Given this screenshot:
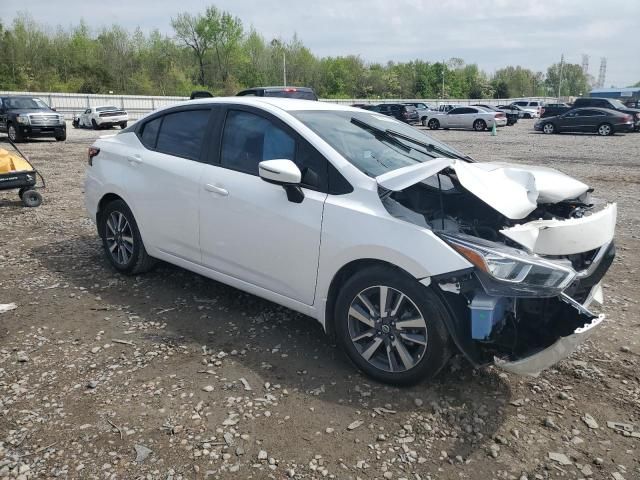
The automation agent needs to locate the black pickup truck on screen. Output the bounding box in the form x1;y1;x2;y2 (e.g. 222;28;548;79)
0;95;67;142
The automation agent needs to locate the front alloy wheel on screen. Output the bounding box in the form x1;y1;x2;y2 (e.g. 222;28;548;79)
348;286;428;373
8;124;19;142
542;123;555;134
335;265;451;385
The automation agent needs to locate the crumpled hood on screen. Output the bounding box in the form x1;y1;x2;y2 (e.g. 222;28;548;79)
376;159;589;220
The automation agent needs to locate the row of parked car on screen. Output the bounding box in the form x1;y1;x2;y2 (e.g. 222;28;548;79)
353;100;543;132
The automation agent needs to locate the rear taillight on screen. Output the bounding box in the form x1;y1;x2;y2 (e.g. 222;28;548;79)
495;112;505;118
636;113;640;120
88;146;100;166
402;111;409;117
624;114;632;122
540;108;545;116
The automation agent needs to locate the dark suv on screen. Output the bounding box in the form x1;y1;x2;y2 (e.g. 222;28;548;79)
377;104;419;124
572;98;640;131
236;86;318;101
0;96;66;142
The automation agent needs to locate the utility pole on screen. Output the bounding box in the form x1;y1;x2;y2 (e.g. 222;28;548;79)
283;52;287;87
557;54;564;99
441;59;445;99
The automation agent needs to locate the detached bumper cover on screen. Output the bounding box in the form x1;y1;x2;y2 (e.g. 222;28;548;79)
494;293;604;377
501;203;617;255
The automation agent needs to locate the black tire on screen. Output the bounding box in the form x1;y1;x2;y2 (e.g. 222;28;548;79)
55;131;66;142
18;187;27;199
427;119;440;130
334;265;452;386
473;119;487;131
120;121;128;129
7;123;23;143
92;119;99;130
99;199;156;275
597;123;613;136
421;117;428;127
523;113;532;119
542;122;555;134
21;189;42;207
72;119;79;128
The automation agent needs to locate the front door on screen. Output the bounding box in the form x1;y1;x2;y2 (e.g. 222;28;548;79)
199;107;327;305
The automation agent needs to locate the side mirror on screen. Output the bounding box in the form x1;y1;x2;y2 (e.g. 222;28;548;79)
258;159;304;203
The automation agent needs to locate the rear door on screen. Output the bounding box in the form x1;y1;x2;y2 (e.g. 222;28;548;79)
579;109;606;132
126;106;214;262
199;106;328;305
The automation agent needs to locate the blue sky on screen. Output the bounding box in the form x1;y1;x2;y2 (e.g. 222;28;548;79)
2;0;638;87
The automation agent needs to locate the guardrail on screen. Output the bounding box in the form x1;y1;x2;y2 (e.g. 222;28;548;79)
0;91;557;120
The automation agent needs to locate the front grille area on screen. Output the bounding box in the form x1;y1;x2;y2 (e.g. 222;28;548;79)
29;114;60;126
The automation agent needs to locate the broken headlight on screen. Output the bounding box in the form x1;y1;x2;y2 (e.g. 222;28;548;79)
440;233;576;297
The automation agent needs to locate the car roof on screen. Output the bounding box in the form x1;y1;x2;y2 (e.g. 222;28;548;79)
241;86;315;91
172;96;363;113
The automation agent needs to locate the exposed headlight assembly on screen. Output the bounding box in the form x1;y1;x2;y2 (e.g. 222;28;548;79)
16;115;30;125
440;232;576;297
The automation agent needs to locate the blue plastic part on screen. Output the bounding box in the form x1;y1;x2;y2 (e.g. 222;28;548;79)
469;293;509;340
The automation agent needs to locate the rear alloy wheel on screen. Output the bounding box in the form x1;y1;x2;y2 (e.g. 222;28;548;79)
524;113;532;119
473;119;487;131
542;122;555;134
427;118;440;130
597;123;613;136
99;199;156;274
335;265;451;385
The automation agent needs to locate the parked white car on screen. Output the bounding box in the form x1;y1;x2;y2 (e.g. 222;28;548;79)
85;98;616;385
509;101;543;118
73;106;128;130
425;106;508;131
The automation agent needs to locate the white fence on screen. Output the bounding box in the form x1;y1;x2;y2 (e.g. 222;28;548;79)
0;91;558;120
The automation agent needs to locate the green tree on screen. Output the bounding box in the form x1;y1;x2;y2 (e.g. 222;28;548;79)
171;12;214;86
546;63;590;97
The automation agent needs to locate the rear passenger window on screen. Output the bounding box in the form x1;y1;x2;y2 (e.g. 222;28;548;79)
140;117;162;149
155;109;210;160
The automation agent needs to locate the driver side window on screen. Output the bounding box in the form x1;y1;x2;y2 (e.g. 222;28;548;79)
220;109;328;191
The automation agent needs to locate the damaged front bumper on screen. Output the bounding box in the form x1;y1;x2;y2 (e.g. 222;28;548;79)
493;293;604;377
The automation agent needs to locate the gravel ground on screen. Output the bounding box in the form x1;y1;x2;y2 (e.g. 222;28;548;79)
0;120;639;480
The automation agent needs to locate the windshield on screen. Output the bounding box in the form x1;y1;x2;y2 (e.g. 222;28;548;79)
291;110;468;177
5;97;49;110
96;106;119;112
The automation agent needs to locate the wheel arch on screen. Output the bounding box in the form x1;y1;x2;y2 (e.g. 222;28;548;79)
323;258;424;342
95;193;144;240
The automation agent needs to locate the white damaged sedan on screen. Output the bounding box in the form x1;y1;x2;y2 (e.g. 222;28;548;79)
84;98;616;385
